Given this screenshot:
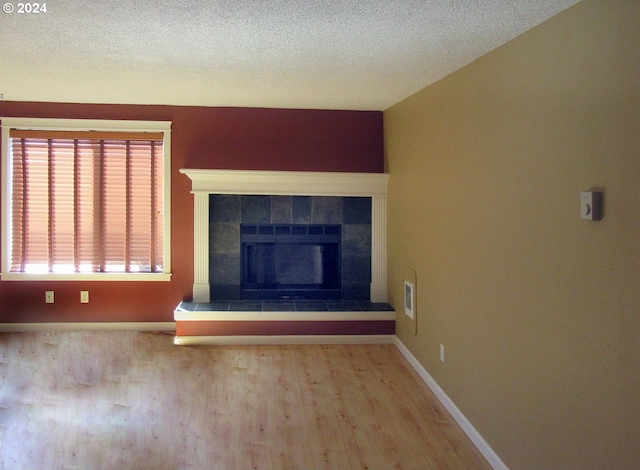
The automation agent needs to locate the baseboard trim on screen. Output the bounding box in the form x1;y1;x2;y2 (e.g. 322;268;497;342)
174;334;395;346
0;322;176;333
393;337;508;470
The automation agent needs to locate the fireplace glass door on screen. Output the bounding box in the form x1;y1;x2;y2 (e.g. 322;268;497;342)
241;224;341;300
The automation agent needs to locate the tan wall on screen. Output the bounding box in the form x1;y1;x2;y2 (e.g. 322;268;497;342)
384;1;640;469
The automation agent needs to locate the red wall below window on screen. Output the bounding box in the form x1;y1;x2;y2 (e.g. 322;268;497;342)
0;101;383;323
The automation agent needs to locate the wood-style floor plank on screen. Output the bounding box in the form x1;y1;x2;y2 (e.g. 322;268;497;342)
0;331;491;469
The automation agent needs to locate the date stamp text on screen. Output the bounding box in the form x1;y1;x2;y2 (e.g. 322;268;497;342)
3;3;47;14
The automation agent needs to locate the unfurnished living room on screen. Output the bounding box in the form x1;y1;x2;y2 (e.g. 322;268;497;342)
1;1;638;469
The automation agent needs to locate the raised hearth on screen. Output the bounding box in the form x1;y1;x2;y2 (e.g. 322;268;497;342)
174;300;395;345
176;170;392;344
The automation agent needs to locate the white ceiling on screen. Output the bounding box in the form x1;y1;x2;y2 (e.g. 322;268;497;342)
0;0;580;111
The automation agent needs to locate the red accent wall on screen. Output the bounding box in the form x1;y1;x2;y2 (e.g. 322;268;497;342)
176;321;395;336
0;101;383;323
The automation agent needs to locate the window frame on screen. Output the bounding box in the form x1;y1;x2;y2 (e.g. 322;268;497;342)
1;117;172;281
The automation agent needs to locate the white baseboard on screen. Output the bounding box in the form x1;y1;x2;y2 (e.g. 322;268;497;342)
393;337;508;470
174;334;395;346
0;322;176;333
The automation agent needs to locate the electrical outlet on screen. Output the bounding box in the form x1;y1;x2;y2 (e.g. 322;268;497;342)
80;291;89;303
45;291;55;304
440;344;445;363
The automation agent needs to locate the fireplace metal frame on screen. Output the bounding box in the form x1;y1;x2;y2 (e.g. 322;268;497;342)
241;224;342;300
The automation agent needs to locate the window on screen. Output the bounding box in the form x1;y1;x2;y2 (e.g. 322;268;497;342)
1;118;171;280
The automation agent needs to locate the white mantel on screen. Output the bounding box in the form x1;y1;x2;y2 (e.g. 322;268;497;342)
179;169;389;303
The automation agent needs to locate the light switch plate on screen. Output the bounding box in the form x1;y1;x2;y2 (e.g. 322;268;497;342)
581;190;603;221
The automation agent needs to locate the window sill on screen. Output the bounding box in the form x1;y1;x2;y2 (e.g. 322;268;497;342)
0;273;172;282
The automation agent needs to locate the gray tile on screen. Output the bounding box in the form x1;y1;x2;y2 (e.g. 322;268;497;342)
342;224;371;256
342;284;371;301
241;195;271;223
262;301;295;311
325;300;362;311
292;196;311;223
210;195;241;223
271;196;292;223
210;223;240;254
342;255;371;282
311;197;343;224
294;301;329;311
229;301;263;311
357;301;394;311
196;302;230;311
210;254;240;284
343;197;371;224
178;301;198;311
210;284;241;301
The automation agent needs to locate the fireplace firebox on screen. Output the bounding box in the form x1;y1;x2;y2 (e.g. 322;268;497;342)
241;224;341;300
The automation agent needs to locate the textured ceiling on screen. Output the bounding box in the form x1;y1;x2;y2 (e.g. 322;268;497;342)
0;0;580;110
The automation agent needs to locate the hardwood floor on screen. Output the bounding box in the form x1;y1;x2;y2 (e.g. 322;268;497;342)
0;331;491;469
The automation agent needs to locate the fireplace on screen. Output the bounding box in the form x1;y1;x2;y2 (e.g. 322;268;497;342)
179;169;389;304
241;224;341;300
210;195;371;301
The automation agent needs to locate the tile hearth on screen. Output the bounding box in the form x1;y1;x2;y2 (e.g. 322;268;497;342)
177;300;394;312
177;170;393;343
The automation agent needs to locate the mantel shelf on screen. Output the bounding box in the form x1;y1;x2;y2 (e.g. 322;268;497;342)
179;168;389;197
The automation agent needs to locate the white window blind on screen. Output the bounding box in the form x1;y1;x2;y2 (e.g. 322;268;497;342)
8;129;165;275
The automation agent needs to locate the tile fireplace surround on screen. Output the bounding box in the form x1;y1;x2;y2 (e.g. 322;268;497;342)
212;196;370;301
176;169;393;344
179;169;390;304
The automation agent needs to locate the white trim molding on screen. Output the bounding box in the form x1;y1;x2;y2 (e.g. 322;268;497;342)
393;337;509;470
192;192;210;298
174;334;395;346
180;169;389;197
179;169;390;303
370;195;388;302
